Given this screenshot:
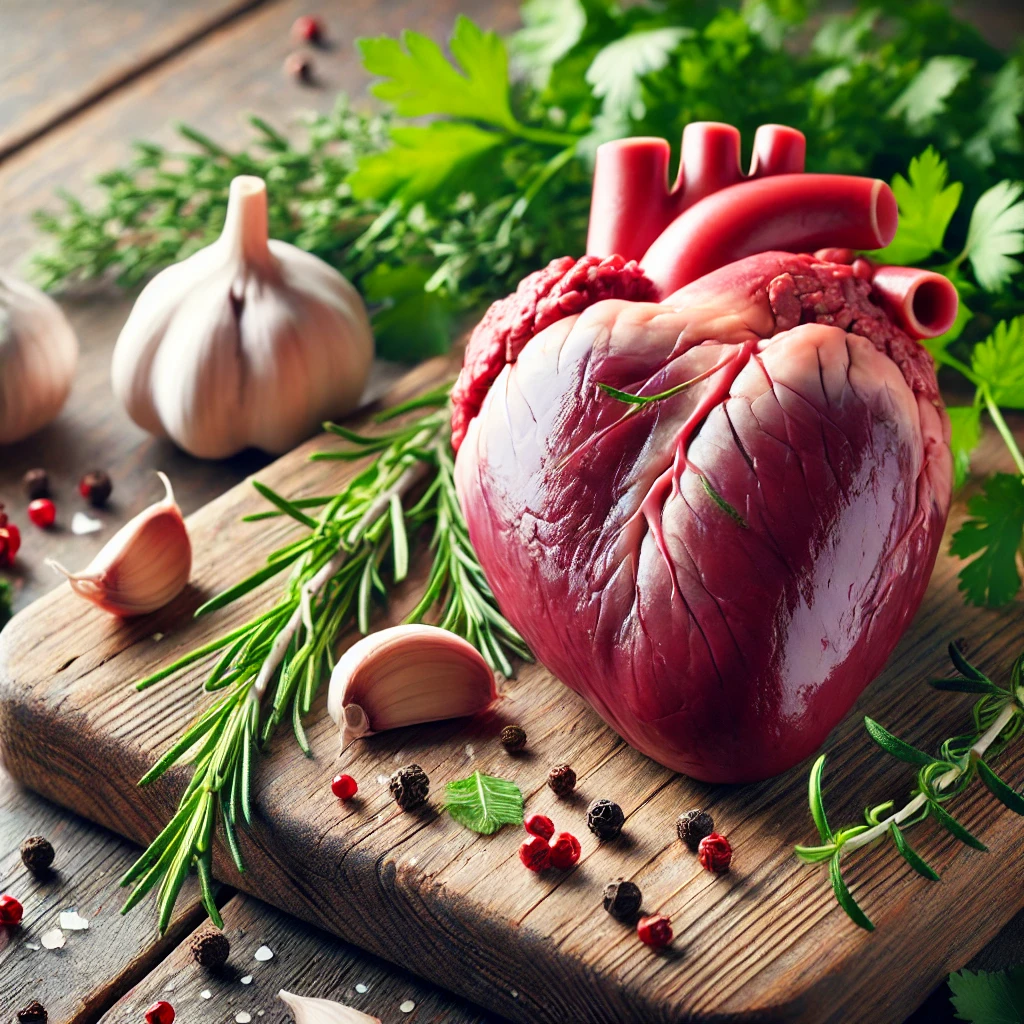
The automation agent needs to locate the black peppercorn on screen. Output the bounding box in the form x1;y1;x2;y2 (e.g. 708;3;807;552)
500;724;527;752
191;928;230;968
603;878;642;922
22;469;50;501
547;763;576;797
16;1002;47;1024
587;798;625;840
390;764;430;810
676;808;715;851
78;470;112;507
20;835;55;875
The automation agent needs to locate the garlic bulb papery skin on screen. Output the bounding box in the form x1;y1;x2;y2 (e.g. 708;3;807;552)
48;472;191;617
0;272;78;445
327;624;499;748
278;990;381;1024
111;175;374;459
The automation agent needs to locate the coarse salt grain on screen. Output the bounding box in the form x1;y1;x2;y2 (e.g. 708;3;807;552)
236;1013;252;1023
254;945;273;961
376;774;389;785
399;1000;415;1013
24;942;40;951
60;909;90;931
355;984;368;994
41;928;65;949
71;512;102;535
464;744;475;758
164;981;175;992
152;632;165;642
200;991;212;1000
241;976;252;985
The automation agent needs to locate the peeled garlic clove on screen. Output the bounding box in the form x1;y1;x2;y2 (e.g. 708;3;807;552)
0;272;78;445
278;990;381;1024
48;472;191;617
327;624;498;748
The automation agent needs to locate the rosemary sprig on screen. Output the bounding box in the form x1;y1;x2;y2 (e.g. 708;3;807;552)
123;386;528;930
796;641;1024;931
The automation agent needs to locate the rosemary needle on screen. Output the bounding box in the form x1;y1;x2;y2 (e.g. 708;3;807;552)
122;385;529;930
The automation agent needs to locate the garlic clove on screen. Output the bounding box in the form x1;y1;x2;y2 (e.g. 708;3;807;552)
0;272;78;445
278;990;381;1024
327;624;498;748
48;472;191;617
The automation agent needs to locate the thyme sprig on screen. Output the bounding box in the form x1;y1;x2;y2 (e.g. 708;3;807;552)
796;642;1024;931
122;386;528;931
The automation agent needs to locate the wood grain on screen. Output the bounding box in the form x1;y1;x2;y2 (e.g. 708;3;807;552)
3;350;1024;1024
101;894;496;1024
0;0;518;614
0;767;214;1023
0;0;273;160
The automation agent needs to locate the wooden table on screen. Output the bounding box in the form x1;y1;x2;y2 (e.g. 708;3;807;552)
0;2;1020;1022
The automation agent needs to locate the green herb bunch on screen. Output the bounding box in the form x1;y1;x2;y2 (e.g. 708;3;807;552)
796;642;1024;932
122;388;528;930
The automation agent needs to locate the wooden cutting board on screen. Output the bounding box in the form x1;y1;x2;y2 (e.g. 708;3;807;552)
2;352;1023;1024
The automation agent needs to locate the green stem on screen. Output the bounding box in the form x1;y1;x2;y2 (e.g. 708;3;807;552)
982;385;1024;478
507;123;581;148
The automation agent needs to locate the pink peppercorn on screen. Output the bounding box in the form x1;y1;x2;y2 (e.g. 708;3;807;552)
549;831;581;869
291;15;324;43
524;813;555;840
637;914;673;948
144;1001;174;1024
27;499;56;529
0;893;23;926
331;774;358;800
698;832;732;873
519;834;551;872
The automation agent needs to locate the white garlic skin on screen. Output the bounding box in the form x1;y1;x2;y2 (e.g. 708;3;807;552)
48;472;191;617
112;175;374;459
278;990;381;1024
0;272;78;445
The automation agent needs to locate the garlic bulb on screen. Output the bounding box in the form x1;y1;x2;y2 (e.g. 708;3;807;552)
278;990;381;1024
111;175;374;459
0;272;78;444
328;624;499;748
48;472;191;616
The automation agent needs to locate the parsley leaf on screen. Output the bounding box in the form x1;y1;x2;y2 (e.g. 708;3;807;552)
445;771;524;834
971;317;1024;409
950;473;1024;608
873;148;962;265
961;180;1024;293
510;0;587;85
888;56;974;134
947;405;982;489
348;122;502;202
359;15;516;131
966;60;1024;168
362;264;453;360
948;967;1024;1024
587;28;692;121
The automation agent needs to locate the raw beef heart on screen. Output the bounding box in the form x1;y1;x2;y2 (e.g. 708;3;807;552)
454;251;952;782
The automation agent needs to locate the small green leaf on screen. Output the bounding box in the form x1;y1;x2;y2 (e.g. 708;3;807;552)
971;317;1024;409
699;475;748;529
864;717;935;767
948;966;1024;1024
948;641;995;685
931;676;1004;695
929;799;988;851
808;754;833;843
946;405;982;489
888;56;974;134
890;824;940;881
390;493;409;582
794;843;838;863
829;854;874;931
976;757;1024;815
961;181;1024;293
510;0;587;85
950;472;1024;608
445;771;524;834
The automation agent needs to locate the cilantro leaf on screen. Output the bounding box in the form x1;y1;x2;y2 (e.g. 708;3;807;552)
362;264;453;361
962;180;1024;293
947;405;982;489
359;15;516;131
888;56;974;134
950;473;1024;608
873;148;962;265
587;28;692;121
348;122;502;203
948;967;1024;1024
966;60;1024;168
445;771;524;834
510;0;587;84
971;317;1024;409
